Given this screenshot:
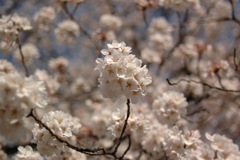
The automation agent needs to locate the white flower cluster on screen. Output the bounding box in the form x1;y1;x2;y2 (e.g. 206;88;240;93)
96;40;152;103
0;59;15;73
141;123;168;157
14;146;43;160
141;18;173;63
35;70;60;95
48;56;69;73
205;60;231;78
148;18;173;52
209;0;231;19
206;133;240;159
14;43;40;65
32;110;81;158
34;6;56;31
0;71;47;143
100;14;122;30
164;127;202;159
159;0;200;11
48;149;87;160
108;109;148;139
54;20;80;44
0;14;31;44
90;108;112;137
0;72;47;122
149;18;173;35
184;133;240;160
152;91;188;125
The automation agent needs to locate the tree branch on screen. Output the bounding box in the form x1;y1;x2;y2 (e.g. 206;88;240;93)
27;99;132;159
16;36;29;77
166;78;240;93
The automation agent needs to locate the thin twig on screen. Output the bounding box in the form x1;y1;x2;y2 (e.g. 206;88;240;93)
214;0;240;26
119;135;131;160
214;72;225;89
27;109;107;156
72;3;80;15
61;3;101;51
16;36;29;77
142;10;148;27
157;9;189;75
166;78;240;93
112;99;131;155
229;0;240;24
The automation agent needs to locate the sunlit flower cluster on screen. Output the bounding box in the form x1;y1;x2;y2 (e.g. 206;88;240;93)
32;110;82;158
206;133;240;159
0;72;47;121
0;71;47;143
96;40;152;103
0;14;31;44
152;91;188;125
108;109;148;138
1;1;240;160
14;146;43;160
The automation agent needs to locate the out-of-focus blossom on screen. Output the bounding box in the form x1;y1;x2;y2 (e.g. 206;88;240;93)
14;43;40;65
141;47;162;64
100;14;122;30
152;91;188;125
34;6;56;31
54;20;79;44
159;0;200;11
0;14;31;44
48;57;69;73
0;59;15;73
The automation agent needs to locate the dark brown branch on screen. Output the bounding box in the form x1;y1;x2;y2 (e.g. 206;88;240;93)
112;99;131;155
214;72;225;89
27;109;106;156
215;0;240;26
119;135;131;160
229;0;239;24
215;17;240;26
16;36;29;77
186;0;218;36
166;78;240;93
166;10;188;59
71;3;80;15
27;99;132;159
